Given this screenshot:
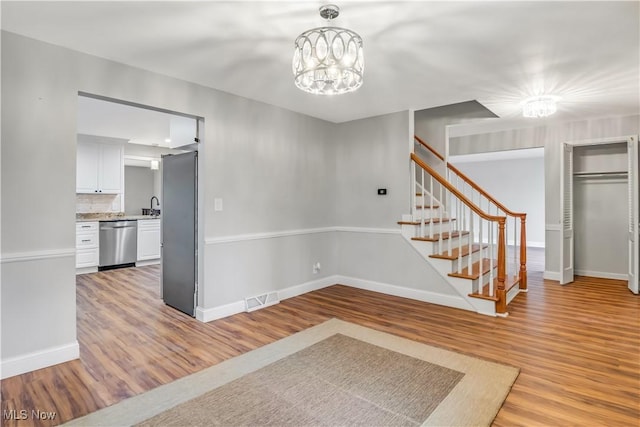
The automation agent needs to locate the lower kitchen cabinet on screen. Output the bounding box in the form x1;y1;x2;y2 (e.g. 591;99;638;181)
137;219;161;262
76;221;99;272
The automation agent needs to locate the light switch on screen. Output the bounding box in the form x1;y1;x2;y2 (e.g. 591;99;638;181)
214;198;223;212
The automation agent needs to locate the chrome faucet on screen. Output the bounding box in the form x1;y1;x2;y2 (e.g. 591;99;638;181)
150;196;160;216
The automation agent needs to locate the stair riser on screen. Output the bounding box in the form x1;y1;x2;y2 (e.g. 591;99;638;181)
411;209;443;220
471;268;499;294
449;251;482;271
402;222;453;237
433;234;471;251
415;195;442;206
408;235;471;257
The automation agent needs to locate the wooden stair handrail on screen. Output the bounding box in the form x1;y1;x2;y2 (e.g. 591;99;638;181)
414;135;526;218
415;135;445;162
411;153;505;224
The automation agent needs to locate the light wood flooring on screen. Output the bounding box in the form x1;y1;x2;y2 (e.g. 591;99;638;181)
1;262;638;426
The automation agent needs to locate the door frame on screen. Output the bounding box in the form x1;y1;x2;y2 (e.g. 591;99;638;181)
560;135;638;291
76;92;206;312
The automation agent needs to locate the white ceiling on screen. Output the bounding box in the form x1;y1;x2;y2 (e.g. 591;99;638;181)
3;1;639;124
77;95;197;148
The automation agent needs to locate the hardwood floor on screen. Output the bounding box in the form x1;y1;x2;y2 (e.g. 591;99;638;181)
1;265;638;426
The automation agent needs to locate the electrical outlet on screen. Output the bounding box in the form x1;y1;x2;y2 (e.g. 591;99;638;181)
377;188;387;195
312;262;321;274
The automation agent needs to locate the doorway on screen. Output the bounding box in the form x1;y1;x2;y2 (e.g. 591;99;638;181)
559;135;638;294
75;93;204;315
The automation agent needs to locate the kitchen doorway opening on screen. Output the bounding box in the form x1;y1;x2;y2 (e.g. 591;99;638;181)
74;92;205;318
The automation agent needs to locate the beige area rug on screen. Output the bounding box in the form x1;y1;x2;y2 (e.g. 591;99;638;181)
64;319;519;427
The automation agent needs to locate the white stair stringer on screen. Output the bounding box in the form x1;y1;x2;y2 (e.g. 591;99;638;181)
399;220;498;317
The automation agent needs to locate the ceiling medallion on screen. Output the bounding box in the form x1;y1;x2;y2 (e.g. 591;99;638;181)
522;95;559;118
292;4;364;95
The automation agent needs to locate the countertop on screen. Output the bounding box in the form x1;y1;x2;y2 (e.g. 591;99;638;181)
76;214;161;222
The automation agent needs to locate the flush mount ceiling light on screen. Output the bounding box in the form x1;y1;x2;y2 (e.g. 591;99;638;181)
292;4;364;95
522;95;560;118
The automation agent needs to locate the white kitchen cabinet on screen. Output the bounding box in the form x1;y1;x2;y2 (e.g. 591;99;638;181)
76;221;99;272
137;219;161;262
76;140;123;194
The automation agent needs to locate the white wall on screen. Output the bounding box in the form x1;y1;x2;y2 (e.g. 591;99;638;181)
450;150;545;247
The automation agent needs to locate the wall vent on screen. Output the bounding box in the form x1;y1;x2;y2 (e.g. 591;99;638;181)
245;292;280;312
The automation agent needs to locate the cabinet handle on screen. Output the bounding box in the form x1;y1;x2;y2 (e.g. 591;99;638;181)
81;239;91;242
81;225;91;228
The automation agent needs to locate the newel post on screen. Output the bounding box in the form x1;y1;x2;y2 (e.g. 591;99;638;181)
519;214;527;290
496;218;507;314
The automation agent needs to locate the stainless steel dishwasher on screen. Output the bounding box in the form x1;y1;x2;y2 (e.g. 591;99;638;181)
99;220;137;270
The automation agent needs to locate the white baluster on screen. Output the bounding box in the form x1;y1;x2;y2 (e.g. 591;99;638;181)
420;169;425;238
468;206;473;274
411;161;416;222
439;182;444;252
429;176;434;238
489;222;494;296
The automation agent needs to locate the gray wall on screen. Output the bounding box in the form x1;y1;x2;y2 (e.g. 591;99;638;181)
332;111;455;296
334;112;412;228
574;178;627;278
3;32;456;373
450;152;546;247
124;166;156;215
0;31;337;365
450;126;547;155
414;101;497;159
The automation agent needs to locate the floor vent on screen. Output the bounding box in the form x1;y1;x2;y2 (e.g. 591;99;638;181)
245;292;280;312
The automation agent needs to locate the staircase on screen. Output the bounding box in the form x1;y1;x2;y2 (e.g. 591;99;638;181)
400;136;528;316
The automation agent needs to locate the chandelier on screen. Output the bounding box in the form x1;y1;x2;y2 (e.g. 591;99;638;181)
522;95;559;118
292;4;364;95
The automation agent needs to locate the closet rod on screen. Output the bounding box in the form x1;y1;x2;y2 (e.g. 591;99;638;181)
573;171;628;178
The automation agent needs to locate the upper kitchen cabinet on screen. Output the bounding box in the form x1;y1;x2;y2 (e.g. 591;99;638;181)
76;138;124;194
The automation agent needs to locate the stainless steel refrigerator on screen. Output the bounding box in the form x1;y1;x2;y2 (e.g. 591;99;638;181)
161;151;197;316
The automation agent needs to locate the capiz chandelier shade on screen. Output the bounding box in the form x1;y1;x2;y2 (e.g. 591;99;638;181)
292;4;364;95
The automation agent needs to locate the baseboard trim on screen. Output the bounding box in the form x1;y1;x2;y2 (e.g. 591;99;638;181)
1;341;79;379
195;301;246;323
1;248;76;264
136;259;161;267
335;275;471;312
195;275;339;323
527;241;545;248
544;271;560;281
194;274;468;322
575;270;627;281
277;275;340;301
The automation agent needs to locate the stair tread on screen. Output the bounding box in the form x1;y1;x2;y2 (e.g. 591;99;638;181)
468;276;520;301
411;231;469;242
449;258;496;280
429;243;486;260
398;218;454;225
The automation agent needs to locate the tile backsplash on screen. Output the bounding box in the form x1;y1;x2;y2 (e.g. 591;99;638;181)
76;193;122;213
